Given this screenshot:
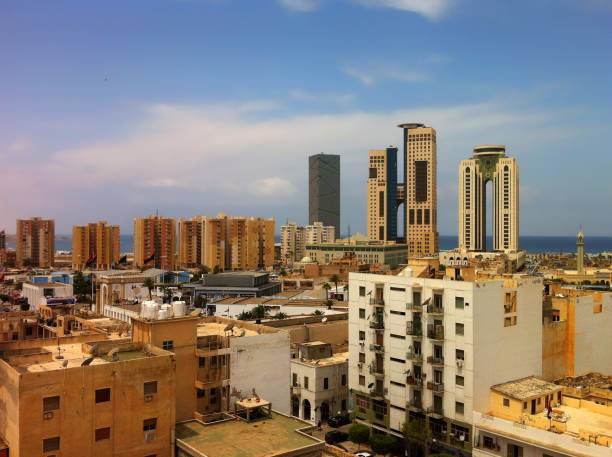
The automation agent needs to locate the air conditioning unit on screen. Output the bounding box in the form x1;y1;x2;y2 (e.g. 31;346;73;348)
456;359;464;369
42;411;54;420
144;394;154;402
359;341;365;347
357;362;363;369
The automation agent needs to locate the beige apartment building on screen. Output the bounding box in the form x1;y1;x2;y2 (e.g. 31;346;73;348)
133;215;176;270
281;221;335;264
400;125;438;257
72;221;120;270
0;338;176;457
459;145;519;253
16;217;55;268
367;147;398;242
179;214;275;271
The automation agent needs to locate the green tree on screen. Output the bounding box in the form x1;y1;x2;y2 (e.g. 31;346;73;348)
312;309;324;316
251;304;269;319
403;419;430;456
194;295;208;308
143;277;155;299
280;267;288;277
237;310;254;320
322;282;331;300
329;274;340;296
348;423;369;450
73;271;92;303
369;433;400;455
274;312;288;320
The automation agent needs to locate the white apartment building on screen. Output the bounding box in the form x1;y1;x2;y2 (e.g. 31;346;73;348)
290;342;348;424
281;221;335;264
348;266;542;456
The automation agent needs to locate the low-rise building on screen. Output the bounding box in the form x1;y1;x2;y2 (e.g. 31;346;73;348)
21;282;74;312
306;240;407;267
290;342;348;423
184;271;282;300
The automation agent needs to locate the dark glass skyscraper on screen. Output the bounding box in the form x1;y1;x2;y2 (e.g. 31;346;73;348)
309;153;340;239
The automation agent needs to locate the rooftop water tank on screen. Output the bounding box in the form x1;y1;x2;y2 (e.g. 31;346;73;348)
172;301;186;317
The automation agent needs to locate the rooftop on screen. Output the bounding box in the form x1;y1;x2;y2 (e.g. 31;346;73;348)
196;321;259;338
175;412;322;457
492;376;562;401
294;351;348;367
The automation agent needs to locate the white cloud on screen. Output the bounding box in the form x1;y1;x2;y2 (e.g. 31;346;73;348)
249;177;297;197
343;65;427;86
277;0;320;12
351;0;455;20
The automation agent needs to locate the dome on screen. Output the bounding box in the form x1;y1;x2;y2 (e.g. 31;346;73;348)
300;256;314;263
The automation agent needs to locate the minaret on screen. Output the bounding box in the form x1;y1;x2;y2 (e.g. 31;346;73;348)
576;228;585;275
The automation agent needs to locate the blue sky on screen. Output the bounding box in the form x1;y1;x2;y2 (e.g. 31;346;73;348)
1;0;611;236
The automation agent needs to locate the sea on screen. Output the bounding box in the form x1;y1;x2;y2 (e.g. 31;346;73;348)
7;235;612;254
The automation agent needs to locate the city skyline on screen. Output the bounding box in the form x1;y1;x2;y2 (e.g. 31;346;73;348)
2;1;612;235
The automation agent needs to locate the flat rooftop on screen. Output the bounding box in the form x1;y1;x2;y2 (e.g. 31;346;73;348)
196;321;259;338
492;376;562;401
175;412;322;457
295;351;348;367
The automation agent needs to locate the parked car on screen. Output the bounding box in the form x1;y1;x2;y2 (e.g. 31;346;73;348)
325;430;349;445
355;452;375;457
327;412;351;427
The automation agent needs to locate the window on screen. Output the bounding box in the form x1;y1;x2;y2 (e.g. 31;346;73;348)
199;357;205;367
162;340;174;350
523;401;527;410
503;398;510;407
359;375;365;386
197;388;205;398
304;377;309;389
95;388;111;403
144;381;158;395
456;349;464;361
342;399;346;411
455;323;464;336
43;437;60;452
390;357;405;364
359;308;365;319
143;418;157;432
483;435;496;450
359;352;365;363
390;333;405;340
390;287;405;292
324;378;329;389
455;401;464;415
43;396;60;412
341;374;347;386
95;427;111;441
507;443;523;457
415;161;428;201
359;286;366;297
413;291;421;306
292;373;298;386
455;375;464;387
359;331;365;341
455;297;464;309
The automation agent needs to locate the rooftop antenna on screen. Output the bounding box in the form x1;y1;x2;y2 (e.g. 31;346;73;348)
55;335;64;360
348;224;351;244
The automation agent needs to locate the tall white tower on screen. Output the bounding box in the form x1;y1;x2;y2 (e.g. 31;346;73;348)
458;145;519;252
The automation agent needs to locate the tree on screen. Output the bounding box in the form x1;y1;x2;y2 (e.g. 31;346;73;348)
403;419;430;456
322;282;331;300
274;312;288;320
194;295;208;308
369;433;401;455
143;277;155;300
329;274;340;296
213;265;221;274
251;304;269;319
312;309;324;316
237;310;254;320
280;267;288;277
73;271;92;303
348;423;369;450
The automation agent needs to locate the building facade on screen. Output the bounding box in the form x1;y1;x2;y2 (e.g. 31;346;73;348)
459;145;519;253
72;221;120;270
309;153;340;239
133;215;176;271
398;124;438;258
281;221;335;264
305;241;407;267
367;147;398;242
348;266;542;456
16;217;55;268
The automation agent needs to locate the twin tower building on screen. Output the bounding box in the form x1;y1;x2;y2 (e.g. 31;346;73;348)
367;124;519;256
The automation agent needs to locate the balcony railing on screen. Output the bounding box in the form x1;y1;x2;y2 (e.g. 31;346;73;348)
369;388;386;399
406;322;423;336
426;406;444;417
427;324;444;340
369;320;384;330
406;376;423;387
369;343;384;353
370;298;385;306
427;304;444;315
406;303;422;312
406;351;423;362
450;436;473;451
427;381;444;392
409;398;423;410
427;356;444;365
369;364;385;377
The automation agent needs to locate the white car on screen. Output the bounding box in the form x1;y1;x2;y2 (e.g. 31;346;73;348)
355;452;375;457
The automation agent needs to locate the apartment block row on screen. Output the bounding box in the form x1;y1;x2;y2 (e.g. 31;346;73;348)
72;221;121;270
280;221;335;264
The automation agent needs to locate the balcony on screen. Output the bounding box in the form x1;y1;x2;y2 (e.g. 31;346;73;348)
426;406;444;418
408;398;423;410
427;381;444;392
406;321;423;337
369;320;385;330
427;324;444;340
427;304;444;315
369;388;386;400
291;385;301;395
450;436;473;452
427;356;444;366
369;363;385;378
406;303;422;312
370;298;385;307
369;343;384;353
406;376;424;387
406;351;423;362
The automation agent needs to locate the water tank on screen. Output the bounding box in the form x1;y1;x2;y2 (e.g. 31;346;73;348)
141;301;159;319
157;309;169;320
161;303;174;318
172;301;186;317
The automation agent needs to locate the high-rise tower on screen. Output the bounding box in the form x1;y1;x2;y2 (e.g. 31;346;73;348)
576;229;585;275
458;145;519;252
367;147;398;242
398;123;438;257
16;217;55;268
309;153;340;239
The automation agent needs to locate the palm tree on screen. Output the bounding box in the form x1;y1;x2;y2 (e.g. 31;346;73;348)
143;277;155;300
329;274;340;297
322;282;331;300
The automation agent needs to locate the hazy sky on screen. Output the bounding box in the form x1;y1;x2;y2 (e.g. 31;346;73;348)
1;0;611;235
